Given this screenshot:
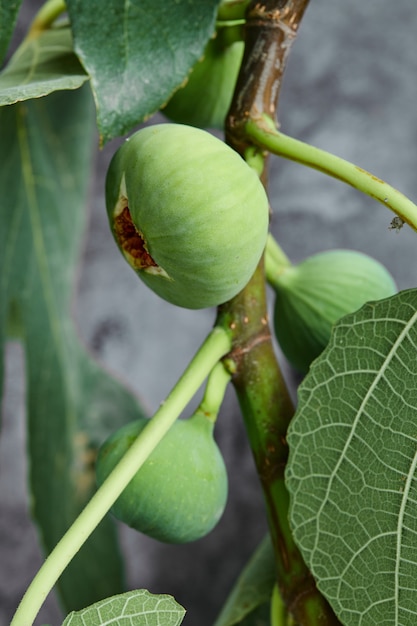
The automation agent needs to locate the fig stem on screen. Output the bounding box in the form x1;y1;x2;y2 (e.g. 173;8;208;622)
198;361;232;423
217;0;251;22
10;326;232;626
246;116;417;232
264;234;292;285
270;584;289;626
26;0;67;39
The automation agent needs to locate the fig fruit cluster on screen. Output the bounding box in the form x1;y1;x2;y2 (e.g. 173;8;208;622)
105;123;269;309
96;414;228;543
269;249;397;373
162;32;244;129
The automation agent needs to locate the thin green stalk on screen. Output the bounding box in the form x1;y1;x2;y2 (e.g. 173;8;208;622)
265;234;291;284
198;361;232;422
217;0;251;22
27;0;67;39
245;116;417;231
270;584;289;626
10;326;231;626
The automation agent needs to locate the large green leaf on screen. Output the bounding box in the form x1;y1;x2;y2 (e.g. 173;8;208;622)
0;0;22;66
0;87;145;611
66;0;220;143
286;290;417;626
62;589;186;626
0;25;89;105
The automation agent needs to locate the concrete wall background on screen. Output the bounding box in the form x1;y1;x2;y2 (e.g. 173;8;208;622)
1;2;417;625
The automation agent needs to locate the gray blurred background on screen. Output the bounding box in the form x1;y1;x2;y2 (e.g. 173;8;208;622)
1;2;417;625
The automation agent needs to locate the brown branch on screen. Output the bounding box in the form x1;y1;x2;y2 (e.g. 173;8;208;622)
226;0;310;153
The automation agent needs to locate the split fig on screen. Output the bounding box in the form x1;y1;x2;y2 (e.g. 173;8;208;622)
162;32;244;129
96;414;228;543
106;123;269;309
270;249;397;373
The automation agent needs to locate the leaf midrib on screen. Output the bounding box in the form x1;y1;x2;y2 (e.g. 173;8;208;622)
310;307;417;626
16;102;75;418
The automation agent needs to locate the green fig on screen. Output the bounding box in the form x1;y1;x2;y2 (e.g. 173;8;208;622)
270;249;397;373
162;31;244;129
105;123;269;309
96;414;228;543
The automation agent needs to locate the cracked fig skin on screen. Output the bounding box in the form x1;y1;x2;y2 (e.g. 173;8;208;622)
96;415;228;544
105;123;269;309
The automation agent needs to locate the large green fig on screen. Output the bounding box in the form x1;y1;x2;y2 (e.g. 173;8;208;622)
96;414;228;543
162;31;244;129
270;249;397;373
106;123;269;309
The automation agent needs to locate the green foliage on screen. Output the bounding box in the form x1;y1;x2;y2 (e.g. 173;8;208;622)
96;413;228;543
213;535;277;626
0;25;88;105
0;0;22;65
62;589;185;626
286;289;417;626
65;0;221;143
0;87;146;611
105;123;269;309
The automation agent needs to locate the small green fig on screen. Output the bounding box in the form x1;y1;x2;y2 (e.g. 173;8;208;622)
96;414;228;543
162;32;244;129
106;123;269;309
270;249;397;373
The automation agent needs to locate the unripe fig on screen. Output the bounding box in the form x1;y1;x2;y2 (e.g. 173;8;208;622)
96;414;228;543
162;32;244;129
270;249;397;373
106;123;269;309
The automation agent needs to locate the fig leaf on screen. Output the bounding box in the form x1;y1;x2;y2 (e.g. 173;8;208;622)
62;589;185;626
0;0;22;67
66;0;220;143
286;289;417;626
0;88;146;611
0;26;88;106
213;535;277;626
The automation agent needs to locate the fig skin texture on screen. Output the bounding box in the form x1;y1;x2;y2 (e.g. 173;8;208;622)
272;249;397;373
95;414;228;544
106;123;269;309
162;34;244;129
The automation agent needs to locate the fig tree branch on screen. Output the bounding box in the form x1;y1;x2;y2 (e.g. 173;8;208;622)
226;0;310;157
222;1;342;624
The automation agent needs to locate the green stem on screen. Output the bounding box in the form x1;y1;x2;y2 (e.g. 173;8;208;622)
245;116;417;232
10;326;231;626
244;145;267;177
270;584;288;626
27;0;67;39
217;0;251;22
198;361;232;422
264;234;291;285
